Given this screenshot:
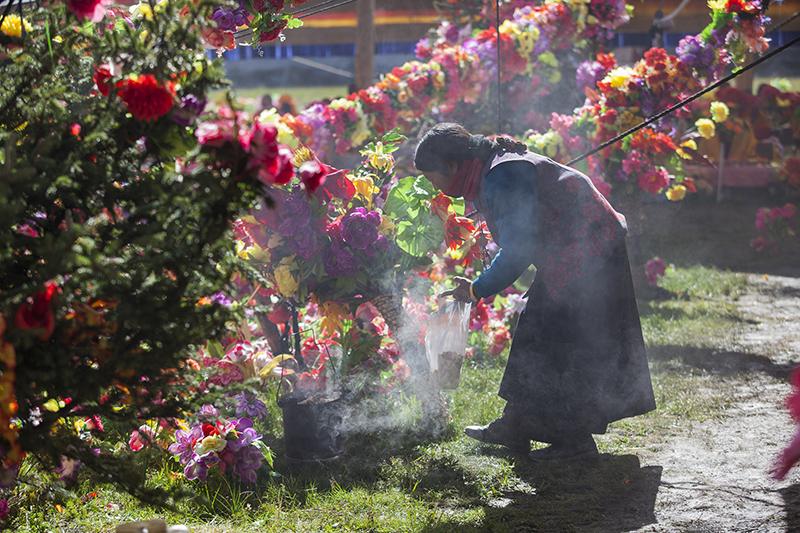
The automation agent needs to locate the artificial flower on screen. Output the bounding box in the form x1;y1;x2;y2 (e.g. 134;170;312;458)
666;185;687;202
695;118;716;139
274;263;298;298
66;0;109;22
351;175;380;207
14;282;58;341
116;74;176;122
710;101;730;123
0;14;32;38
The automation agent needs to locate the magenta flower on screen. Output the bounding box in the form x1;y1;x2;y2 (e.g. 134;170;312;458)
341;207;381;250
645;257;667;286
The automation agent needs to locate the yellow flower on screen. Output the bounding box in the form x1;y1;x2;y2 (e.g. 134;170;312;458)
362;142;394;173
194;435;226;455
433;71;446;90
1;14;32;39
666;185;687;201
695;118;716;139
710;101;729;123
274;263;298;298
708;0;726;10
499;20;519;37
352;175;380;207
319;302;348;336
681;139;698;151
539;52;558;68
378;216;395;236
131;2;154;20
605;67;635;90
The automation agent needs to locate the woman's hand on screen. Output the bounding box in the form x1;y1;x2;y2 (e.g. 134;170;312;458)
439;276;476;302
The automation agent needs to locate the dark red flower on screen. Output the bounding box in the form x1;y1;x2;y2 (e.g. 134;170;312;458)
201;422;219;437
15;282;58;341
267;303;291;325
299;159;332;193
115;74;176;122
259;20;287;43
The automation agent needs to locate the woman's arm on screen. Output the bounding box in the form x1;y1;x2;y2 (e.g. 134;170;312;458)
471;161;537;299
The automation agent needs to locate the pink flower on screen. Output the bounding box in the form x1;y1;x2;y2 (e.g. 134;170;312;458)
66;0;109;22
754;208;770;230
196;120;235;147
129;425;157;452
772;427;800;480
778;203;797;220
202;27;235;50
645;257;667;286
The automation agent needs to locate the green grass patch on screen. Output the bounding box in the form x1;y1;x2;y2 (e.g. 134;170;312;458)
11;266;753;532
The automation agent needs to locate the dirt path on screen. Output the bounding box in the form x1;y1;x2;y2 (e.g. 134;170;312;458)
639;274;800;532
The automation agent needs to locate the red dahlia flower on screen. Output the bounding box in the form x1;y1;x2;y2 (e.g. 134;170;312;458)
116;74;176;122
15;281;59;341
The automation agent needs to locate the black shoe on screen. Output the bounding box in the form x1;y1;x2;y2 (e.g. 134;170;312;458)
529;437;598;462
464;419;530;452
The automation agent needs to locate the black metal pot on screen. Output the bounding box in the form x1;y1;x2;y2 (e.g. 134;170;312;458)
278;393;344;463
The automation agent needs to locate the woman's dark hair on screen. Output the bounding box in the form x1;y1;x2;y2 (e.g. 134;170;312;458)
414;122;527;172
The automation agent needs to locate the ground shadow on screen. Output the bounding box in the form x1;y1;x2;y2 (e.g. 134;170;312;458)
424;454;662;533
781;483;800;532
648;344;797;380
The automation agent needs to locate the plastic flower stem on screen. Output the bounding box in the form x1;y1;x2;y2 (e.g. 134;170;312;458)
567;32;800;166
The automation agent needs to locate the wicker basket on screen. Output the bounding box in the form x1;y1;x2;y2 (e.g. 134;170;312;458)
370;292;403;334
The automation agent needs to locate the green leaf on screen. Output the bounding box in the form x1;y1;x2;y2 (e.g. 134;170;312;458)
395;212;444;257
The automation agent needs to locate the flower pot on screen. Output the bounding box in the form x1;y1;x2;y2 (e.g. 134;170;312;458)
278;393;344;463
433;350;464;390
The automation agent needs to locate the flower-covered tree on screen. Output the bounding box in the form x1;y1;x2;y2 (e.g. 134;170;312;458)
0;0;274;501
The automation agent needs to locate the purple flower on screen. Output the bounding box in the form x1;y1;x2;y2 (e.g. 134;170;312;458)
232;445;263;484
290;230;322;260
676;35;715;72
212;7;247;31
198;404;220;420
210;291;233;307
233;392;268;420
277;191;312;236
576;60;605;93
172;94;207;127
169;425;204;464
324;240;359;277
341;207;381;250
0;498;8;521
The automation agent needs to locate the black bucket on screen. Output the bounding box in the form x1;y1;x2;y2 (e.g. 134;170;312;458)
278;393;344;463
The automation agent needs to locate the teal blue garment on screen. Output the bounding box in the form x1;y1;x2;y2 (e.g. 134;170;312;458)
472;161;538;298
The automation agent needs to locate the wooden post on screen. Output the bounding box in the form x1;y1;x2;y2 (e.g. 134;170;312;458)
355;0;375;89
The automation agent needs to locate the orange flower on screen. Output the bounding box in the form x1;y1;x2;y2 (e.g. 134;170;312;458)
445;214;476;250
431;192;452;221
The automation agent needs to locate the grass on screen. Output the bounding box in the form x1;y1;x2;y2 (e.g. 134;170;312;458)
210;85;348;112
11;265;753;532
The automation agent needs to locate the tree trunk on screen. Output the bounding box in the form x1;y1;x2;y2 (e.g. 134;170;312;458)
355;0;375;89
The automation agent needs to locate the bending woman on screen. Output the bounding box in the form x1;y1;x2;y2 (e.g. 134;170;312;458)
415;123;656;460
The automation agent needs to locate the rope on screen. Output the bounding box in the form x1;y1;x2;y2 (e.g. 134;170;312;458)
290;0;346;17
495;0;502;132
295;0;357;19
566;32;800;166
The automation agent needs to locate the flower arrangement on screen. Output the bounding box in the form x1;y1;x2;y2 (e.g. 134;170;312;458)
751;204;798;252
169;405;270;484
521;1;774;199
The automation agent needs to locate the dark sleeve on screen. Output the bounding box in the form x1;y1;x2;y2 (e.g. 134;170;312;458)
472;161;537;299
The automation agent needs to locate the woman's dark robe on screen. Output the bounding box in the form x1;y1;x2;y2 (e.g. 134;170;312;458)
472;151;656;442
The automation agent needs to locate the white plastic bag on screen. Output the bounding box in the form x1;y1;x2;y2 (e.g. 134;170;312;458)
424;300;471;389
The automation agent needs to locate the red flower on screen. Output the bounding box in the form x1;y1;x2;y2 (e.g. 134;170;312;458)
267;303;291;325
638;168;670;195
93;65;113;96
318;171;356;202
259;20;287;43
115;74;176;122
643;48;668;67
445;214;476;250
15;282;58;341
201;422;219;437
596;52;617;70
66;0;108;22
431;192;452;221
299;159;334;194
